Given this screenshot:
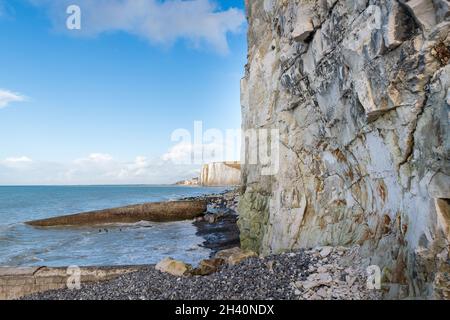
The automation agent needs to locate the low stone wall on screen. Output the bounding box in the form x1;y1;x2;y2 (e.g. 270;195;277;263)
0;266;141;300
26;200;207;227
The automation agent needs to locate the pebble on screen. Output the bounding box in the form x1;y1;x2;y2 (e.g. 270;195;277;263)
317;266;327;273
320;247;333;258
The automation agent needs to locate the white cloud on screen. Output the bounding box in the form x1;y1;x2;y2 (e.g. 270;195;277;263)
0;89;26;109
3;156;33;164
0;152;200;185
0;131;240;184
74;153;114;164
162;142;194;163
162;135;240;164
162;141;225;164
1;156;33;169
30;0;246;54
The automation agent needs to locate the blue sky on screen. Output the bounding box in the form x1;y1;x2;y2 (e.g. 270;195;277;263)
0;0;247;184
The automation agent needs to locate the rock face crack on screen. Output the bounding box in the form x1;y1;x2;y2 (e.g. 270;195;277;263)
398;77;432;168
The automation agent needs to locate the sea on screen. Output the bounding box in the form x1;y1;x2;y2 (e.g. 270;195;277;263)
0;185;228;267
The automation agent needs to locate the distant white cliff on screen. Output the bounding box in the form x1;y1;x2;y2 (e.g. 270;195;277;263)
175;177;200;186
200;162;241;186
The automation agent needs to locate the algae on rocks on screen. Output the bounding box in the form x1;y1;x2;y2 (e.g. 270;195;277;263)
238;189;270;253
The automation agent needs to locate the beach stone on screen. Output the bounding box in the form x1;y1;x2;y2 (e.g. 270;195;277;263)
205;214;216;224
346;275;357;286
155;258;192;277
214;247;242;261
316;287;328;298
307;272;333;285
214;247;257;266
319;247;333;258
228;250;258;266
300;280;320;290
191;259;225;276
317;266;327;273
266;260;275;273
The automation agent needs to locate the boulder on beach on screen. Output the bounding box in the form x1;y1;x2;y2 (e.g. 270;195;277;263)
155;258;192;277
215;247;258;266
191;258;225;276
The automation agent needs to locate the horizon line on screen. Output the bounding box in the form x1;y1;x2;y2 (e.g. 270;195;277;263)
0;183;199;187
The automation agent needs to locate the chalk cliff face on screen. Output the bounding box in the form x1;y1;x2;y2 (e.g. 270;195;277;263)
200;162;241;186
239;0;449;298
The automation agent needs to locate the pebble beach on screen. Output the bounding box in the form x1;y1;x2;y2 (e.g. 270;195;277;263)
21;190;382;300
23;245;381;300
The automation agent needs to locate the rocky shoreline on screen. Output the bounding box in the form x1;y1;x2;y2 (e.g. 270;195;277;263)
16;189;383;300
191;189;241;256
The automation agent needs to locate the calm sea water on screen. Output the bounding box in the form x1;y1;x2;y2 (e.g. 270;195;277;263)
0;185;227;267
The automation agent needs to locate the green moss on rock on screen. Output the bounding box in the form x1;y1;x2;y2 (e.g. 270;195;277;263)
237;190;270;253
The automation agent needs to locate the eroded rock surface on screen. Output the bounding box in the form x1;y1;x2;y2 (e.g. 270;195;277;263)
240;0;449;299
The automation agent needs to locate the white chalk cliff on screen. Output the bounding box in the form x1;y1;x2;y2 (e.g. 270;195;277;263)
239;0;449;298
200;162;241;186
